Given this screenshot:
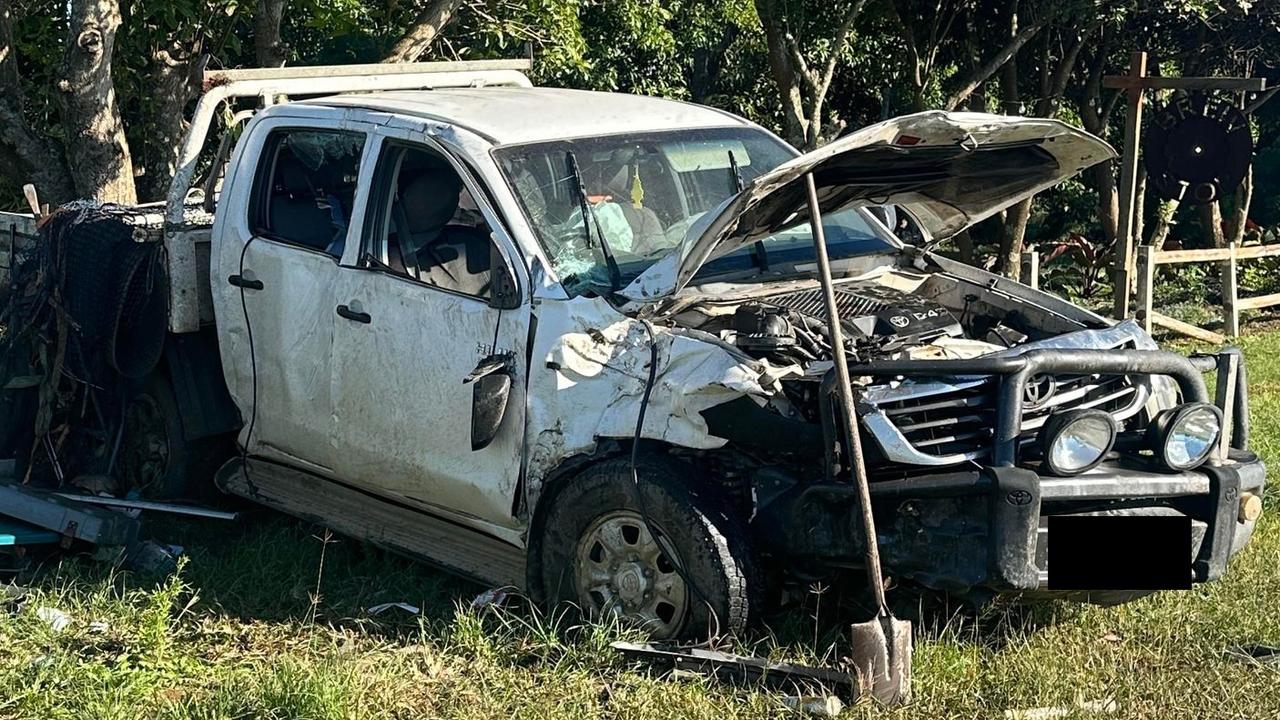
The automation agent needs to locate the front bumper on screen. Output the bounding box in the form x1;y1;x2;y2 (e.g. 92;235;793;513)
879;452;1265;593
762;345;1264;595
758;452;1266;594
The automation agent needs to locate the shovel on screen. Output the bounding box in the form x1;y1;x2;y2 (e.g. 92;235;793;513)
803;173;912;705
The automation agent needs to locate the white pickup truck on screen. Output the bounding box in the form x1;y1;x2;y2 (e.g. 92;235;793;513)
1;61;1263;640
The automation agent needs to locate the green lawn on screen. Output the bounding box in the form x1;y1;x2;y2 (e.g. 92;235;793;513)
1;334;1278;719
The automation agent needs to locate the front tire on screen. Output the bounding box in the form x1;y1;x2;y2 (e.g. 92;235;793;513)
529;455;760;640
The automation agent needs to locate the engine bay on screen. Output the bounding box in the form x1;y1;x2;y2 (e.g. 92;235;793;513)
671;266;1093;370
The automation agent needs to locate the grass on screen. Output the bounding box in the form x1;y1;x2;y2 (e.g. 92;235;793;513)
1;336;1279;719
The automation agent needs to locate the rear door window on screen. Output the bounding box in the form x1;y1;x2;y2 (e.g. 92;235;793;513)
250;129;366;257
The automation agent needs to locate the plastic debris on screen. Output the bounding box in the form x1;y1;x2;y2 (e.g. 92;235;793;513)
35;606;71;632
368;602;420;616
129;541;184;575
781;695;845;717
470;588;509;610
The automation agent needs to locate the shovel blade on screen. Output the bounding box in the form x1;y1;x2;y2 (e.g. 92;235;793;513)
849;616;912;705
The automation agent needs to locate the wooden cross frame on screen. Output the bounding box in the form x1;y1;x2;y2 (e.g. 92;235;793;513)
1104;51;1266;320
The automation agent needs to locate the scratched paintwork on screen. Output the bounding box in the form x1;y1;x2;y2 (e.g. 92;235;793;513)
522;295;776;507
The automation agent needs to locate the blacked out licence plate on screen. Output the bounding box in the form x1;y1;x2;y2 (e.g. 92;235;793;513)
1047;515;1193;590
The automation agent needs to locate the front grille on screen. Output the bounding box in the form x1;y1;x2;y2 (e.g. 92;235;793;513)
880;373;1142;461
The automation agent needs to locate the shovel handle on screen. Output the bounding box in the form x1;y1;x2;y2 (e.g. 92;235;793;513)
803;173;889;613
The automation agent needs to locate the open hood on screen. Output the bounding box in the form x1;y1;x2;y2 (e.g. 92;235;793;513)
619;111;1116;304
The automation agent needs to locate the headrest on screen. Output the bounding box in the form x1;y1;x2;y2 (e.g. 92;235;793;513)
276;154;314;197
400;170;462;255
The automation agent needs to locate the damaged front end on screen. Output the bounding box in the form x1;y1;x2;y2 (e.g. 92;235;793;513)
521;111;1263;610
649;259;1264;602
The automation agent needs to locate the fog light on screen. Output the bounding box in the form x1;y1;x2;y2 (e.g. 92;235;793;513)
1147;402;1222;471
1039;409;1116;476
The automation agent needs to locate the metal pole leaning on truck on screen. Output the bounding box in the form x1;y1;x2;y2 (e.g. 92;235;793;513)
803;173;911;704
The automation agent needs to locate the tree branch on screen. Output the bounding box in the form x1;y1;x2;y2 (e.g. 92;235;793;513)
817;0;866;99
1244;85;1278;115
0;0;73;203
943;17;1045;111
383;0;467;63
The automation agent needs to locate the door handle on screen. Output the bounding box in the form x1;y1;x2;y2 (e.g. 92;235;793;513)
336;304;371;324
227;274;264;290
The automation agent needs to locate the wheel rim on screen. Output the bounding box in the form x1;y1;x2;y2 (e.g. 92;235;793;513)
119;394;170;496
574;510;689;637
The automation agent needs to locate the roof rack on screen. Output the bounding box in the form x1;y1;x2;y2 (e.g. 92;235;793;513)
167;59;534;223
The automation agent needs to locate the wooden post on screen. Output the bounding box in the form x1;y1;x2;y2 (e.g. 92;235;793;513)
1223;241;1240;337
1135;245;1155;335
1112;51;1148;321
1020;250;1039;289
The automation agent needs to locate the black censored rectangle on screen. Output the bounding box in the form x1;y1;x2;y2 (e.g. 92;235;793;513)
1047;515;1193;590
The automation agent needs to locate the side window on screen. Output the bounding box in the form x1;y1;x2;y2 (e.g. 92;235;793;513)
363;143;499;299
250;128;366;258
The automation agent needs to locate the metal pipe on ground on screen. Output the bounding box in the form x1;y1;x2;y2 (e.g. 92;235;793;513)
803;173;911;704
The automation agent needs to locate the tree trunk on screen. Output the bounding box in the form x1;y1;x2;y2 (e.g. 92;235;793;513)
754;0;807;147
1199;201;1226;249
943;18;1044;111
383;0;466;63
1225;165;1253;245
1092;163;1119;245
254;0;287;67
1146;199;1178;250
0;0;74;204
136;43;201;202
56;0;136;204
994;29;1026;277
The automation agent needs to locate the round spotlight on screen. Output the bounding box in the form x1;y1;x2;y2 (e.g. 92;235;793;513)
1039;409;1117;476
1148;402;1222;471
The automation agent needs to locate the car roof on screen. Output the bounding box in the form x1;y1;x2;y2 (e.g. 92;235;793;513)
302;86;754;145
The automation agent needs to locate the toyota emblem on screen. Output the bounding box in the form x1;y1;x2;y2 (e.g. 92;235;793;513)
1023;375;1057;409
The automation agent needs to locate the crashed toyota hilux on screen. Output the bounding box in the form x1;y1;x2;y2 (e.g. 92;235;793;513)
0;62;1263;642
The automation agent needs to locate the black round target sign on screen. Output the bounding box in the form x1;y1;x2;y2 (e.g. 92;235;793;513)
1144;93;1253;205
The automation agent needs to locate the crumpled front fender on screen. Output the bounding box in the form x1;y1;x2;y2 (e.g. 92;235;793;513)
523;296;783;507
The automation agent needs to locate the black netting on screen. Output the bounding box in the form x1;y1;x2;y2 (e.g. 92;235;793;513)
0;202;169;485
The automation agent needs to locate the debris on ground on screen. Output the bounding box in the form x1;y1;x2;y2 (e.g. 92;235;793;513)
128;540;183;575
34;606;71;632
368;602;421;616
1003;695;1119;719
781;694;845;717
611;641;856;700
470;587;509;610
1226;644;1280;666
55;493;238;520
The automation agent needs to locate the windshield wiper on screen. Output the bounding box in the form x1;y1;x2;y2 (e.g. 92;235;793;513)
565;150;622;293
729;150;770;273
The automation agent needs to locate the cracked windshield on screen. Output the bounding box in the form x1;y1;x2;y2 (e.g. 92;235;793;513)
495;128;893;296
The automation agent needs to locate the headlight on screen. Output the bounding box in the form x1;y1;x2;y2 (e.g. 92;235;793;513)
1038;409;1117;476
1148;402;1222;471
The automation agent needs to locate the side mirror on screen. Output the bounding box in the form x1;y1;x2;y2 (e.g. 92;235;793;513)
466;354;514;451
489;241;521;310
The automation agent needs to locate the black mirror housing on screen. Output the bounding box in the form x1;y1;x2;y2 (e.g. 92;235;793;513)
467;353;514;451
489;241;521;310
